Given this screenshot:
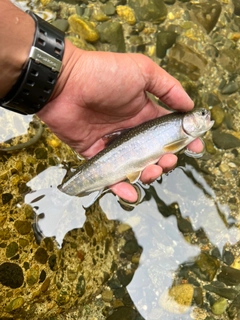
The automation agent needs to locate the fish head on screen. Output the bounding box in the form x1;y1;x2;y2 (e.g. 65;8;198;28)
182;108;214;138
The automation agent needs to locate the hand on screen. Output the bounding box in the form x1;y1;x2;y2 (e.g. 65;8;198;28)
38;40;202;202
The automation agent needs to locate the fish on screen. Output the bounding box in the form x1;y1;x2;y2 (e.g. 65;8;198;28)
58;108;214;197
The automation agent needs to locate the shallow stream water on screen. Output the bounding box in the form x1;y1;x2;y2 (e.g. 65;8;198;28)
1;0;240;319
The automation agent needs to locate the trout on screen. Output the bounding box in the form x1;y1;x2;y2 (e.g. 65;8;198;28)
59;108;214;196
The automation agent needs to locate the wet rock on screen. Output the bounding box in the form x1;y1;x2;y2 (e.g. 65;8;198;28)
203;284;237;300
102;289;113;302
218;48;240;73
117;268;134;287
223;250;234;265
217;265;240;286
2;193;13;205
34;247;48;264
210;105;225;129
116;5;136;25
156;31;178;59
128;0;167;24
5;297;24;313
192;252;220;281
51;19;69;32
6;242;18;258
167;43;207;81
159;283;194;314
101;2;116;16
41;277;51;292
177;216;194;234
233;0;240;16
97;21;126;52
14;220;32;235
0;262;24;289
106;306;142;319
228;294;240;319
76;275;86;297
68;14;99;42
212;131;240;149
34;147;48;160
26;265;39;286
220;81;239;95
190;0;221;33
123;239;139;254
211;298;228;315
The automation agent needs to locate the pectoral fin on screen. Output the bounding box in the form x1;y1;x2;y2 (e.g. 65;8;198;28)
126;171;141;183
163;138;189;153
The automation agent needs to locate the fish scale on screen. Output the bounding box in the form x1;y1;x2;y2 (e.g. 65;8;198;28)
59;109;214;196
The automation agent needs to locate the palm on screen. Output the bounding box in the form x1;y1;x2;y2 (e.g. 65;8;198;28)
38;42;201;202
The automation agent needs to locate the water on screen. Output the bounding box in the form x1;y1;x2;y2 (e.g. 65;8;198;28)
1;0;240;319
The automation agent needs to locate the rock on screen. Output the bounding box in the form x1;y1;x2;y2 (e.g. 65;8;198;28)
14;220;32;235
128;0;167;24
97;21;126;52
218;48;240;73
51;19;69;32
212;131;240;149
102;289;113;302
34;247;48;264
6;242;18;258
101;2;116;16
222;250;234;266
203;284;237;300
116;5;136;25
5;297;25;313
159;283;194;314
233;0;240;16
217;266;240;286
220;81;239;95
67;36;96;50
0;262;24;289
192;252;220;281
167;43;208;81
106;306;142;319
211;298;228;315
190;0;222;33
210;105;225;129
123;239;139;254
156;31;178;59
68;14;99;42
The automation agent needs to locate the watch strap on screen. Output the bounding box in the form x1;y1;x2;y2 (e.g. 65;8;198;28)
0;11;65;115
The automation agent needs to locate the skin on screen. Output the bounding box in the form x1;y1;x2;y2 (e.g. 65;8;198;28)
0;1;202;203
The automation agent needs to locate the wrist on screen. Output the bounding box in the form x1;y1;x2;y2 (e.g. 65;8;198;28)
0;1;34;98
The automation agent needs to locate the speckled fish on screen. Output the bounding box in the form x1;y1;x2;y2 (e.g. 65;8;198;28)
58;108;214;197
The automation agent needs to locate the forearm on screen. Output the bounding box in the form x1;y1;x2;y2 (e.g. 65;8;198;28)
0;0;34;98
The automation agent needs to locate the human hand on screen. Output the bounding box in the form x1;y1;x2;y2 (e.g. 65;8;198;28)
38;40;202;202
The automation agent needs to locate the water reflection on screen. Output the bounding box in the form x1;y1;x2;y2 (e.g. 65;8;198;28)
23;156;240;319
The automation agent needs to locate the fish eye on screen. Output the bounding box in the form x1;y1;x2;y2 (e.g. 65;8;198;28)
200;108;206;116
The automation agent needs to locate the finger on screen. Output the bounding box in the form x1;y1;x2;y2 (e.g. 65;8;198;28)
110;182;139;203
158;154;178;173
141;56;194;112
140;164;163;184
186;138;204;153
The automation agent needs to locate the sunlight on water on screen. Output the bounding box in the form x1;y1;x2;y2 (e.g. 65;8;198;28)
24;162;238;319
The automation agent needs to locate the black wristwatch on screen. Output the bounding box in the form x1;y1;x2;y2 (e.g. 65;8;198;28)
0;11;65;115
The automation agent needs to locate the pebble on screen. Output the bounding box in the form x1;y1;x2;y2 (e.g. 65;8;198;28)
5;297;25;313
116;5;136;25
68;14;99;42
212;131;240;149
211;298;228;315
102;289;113;302
159;283;194;314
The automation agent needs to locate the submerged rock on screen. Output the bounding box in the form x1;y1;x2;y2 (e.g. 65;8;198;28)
128;0;167;24
212;131;240;149
190;0;221;33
